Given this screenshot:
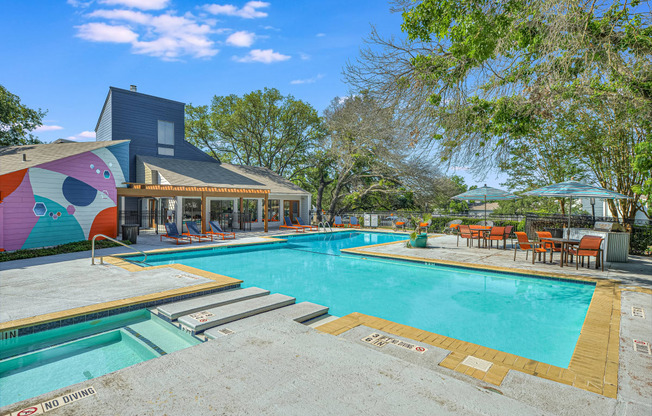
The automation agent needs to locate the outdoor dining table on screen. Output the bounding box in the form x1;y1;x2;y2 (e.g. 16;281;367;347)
468;225;491;248
538;237;580;268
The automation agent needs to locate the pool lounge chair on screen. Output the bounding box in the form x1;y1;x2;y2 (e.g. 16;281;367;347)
349;216;361;228
161;222;192;245
184;221;213;242
281;217;305;232
294;217;318;231
333;216;346;228
444;219;462;234
208;221;236;240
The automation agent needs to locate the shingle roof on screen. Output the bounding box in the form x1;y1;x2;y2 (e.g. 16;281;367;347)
0;141;129;176
137;156;309;195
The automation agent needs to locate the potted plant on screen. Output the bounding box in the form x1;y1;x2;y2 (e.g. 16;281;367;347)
407;214;431;248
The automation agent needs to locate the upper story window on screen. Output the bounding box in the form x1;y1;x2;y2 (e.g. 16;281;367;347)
158;120;174;146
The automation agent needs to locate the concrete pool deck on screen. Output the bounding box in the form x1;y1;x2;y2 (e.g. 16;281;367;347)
1;229;651;415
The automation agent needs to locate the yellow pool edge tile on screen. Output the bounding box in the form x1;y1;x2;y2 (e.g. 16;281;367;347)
316;275;621;398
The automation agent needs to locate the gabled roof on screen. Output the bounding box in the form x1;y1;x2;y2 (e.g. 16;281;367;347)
0;141;129;175
138;156;309;195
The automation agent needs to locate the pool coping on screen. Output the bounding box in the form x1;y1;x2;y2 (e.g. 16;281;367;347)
0;264;242;333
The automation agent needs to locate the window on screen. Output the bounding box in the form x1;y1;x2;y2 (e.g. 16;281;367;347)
158;120;174;145
158;146;174;156
267;199;280;221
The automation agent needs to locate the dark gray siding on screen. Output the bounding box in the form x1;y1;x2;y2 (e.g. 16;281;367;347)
96;91;112;142
108;87;215;182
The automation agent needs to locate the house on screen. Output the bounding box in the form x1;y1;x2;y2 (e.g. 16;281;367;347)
97;86;311;234
0;86;311;251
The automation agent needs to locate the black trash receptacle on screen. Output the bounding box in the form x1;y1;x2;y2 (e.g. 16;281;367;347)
121;224;139;243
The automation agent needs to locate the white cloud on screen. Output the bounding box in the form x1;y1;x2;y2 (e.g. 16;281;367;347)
234;48;290;63
204;1;270;19
66;131;97;141
67;0;93;7
290;74;324;85
34;125;64;132
262;25;279;31
226;30;255;47
99;0;169;10
80;9;218;59
316;32;325;37
76;22;138;43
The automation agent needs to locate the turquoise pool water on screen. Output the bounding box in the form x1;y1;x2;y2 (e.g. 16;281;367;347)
135;231;595;368
0;309;200;407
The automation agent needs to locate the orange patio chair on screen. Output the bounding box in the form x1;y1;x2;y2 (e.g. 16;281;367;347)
484;226;506;249
567;235;605;271
458;224;481;247
513;231;547;264
535;231;561;263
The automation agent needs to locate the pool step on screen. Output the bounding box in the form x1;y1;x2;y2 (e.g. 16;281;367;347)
177;293;296;334
157;287;270;321
204;302;329;340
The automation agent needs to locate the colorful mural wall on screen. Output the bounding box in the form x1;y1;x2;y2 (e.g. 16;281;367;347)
0;142;129;251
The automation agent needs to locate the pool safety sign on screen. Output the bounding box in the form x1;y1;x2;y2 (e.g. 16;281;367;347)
189;311;214;323
362;333;427;353
4;386;96;416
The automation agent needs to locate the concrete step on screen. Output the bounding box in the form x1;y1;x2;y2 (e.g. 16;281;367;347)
178;293;296;333
204;302;329;340
304;314;340;329
157;287;269;321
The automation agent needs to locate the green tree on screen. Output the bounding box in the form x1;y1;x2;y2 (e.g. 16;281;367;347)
185;88;324;180
632;139;652;217
347;0;651;219
0;85;45;146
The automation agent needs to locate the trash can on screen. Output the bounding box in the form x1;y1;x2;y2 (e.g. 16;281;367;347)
121;224;139;244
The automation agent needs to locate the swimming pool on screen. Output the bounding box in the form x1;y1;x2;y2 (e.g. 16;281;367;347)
132;231;595;368
0;309;200;407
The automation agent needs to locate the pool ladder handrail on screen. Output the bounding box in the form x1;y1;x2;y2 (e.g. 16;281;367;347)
91;234;147;265
318;220;332;233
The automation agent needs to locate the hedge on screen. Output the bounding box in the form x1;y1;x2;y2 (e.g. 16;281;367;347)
0;239;130;262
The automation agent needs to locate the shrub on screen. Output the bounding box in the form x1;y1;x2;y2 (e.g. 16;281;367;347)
630;225;652;256
0;239;130;262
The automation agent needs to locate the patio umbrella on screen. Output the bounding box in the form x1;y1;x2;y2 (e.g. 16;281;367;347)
522;180;631;228
452;185;519;223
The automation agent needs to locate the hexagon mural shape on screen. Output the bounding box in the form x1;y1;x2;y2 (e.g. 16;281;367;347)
33;202;47;217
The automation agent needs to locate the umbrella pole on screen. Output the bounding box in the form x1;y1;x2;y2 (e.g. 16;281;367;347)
484;196;487;224
568;196;572;234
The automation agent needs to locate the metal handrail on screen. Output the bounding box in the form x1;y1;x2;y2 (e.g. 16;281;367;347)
91;234;147;265
318;221;332;233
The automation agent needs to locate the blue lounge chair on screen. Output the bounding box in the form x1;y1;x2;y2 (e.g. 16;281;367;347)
280;217;304;232
349;216;361;228
294;216;317;231
333;216;345;228
208;221;236;240
161;222;192;245
184;221;213;242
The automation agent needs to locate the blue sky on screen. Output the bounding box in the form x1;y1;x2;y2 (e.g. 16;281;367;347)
1;0;505;188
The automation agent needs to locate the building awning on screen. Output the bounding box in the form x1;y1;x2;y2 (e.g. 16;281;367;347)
118;183;270;198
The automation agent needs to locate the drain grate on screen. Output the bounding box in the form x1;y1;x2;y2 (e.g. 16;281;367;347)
633;339;651;355
217;328;235;336
631;306;646;319
461;356;493;372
